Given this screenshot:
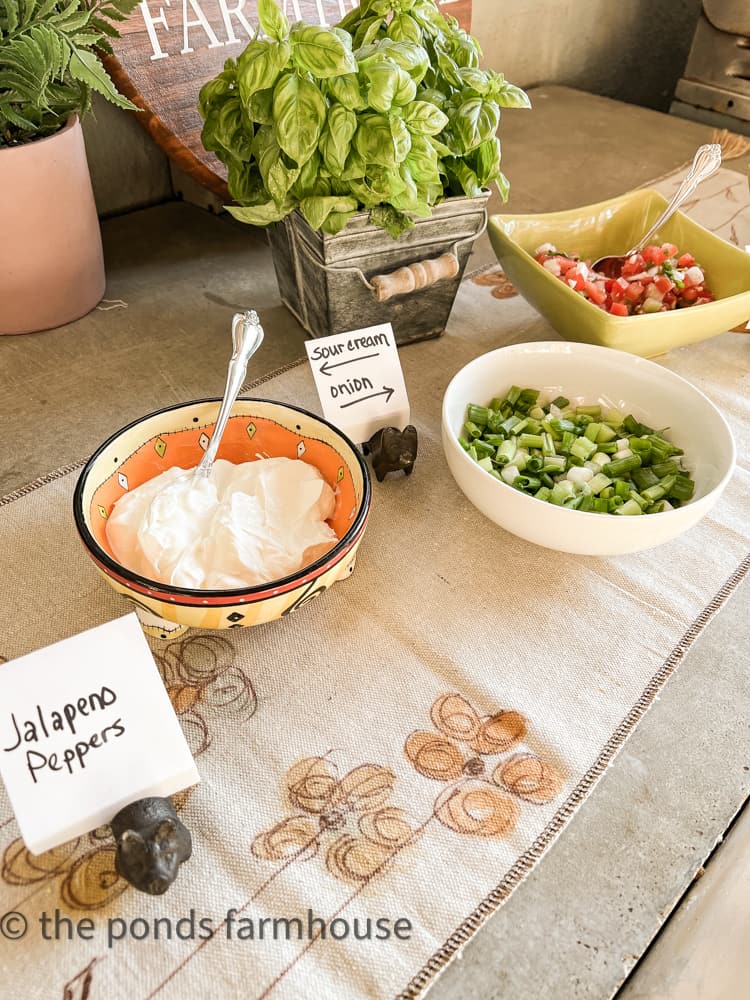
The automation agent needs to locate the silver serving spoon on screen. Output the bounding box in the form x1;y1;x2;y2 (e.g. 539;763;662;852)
193;310;264;481
592;143;723;278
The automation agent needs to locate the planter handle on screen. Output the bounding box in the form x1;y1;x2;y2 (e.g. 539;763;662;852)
370;252;460;302
286;209;488;306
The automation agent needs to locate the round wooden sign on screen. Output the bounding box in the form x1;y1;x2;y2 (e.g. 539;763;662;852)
105;1;473;197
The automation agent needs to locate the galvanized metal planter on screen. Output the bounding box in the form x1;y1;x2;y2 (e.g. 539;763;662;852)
268;192;490;346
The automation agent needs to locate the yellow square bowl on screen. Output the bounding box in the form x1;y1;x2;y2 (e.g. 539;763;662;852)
488;188;750;357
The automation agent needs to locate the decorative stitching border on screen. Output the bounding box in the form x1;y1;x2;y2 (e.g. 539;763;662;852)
396;548;750;999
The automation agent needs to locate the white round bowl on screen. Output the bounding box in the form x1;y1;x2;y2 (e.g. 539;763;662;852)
442;342;735;556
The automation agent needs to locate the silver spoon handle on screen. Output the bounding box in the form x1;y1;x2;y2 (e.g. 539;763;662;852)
626;144;722;257
194;310;265;479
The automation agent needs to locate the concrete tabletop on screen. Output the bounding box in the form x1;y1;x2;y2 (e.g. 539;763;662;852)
1;87;749;999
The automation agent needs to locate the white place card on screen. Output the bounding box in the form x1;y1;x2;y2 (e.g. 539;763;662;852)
0;614;199;855
305;323;410;445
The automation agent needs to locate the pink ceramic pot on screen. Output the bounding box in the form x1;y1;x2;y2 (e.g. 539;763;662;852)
0;115;105;335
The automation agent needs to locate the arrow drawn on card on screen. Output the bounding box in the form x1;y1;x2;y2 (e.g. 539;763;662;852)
320;353;380;376
340;386;395;408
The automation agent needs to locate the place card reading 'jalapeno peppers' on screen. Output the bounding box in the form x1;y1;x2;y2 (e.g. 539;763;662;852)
0;614;199;855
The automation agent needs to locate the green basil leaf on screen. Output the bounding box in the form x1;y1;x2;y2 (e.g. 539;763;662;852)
444;158;482;198
331;27;354;50
434;46;462;88
387;13;421;43
248;87;274;124
340;147;367;180
290;24;357;78
419;87;447;109
452;33;480;69
390;113;413;161
355;113;411;167
458;67;490;97
453;97;499;153
273;72;327;165
353;16;384;48
291;152;331;199
325;73;366;110
496;82;532;109
299;195;359;231
268;157;300;205
378;39;429;83
198;63;236;118
238;39;290;104
257;0;289;43
410;0;442;36
227;201;291;226
495;170;510;202
390;163;421;211
321;210;357;236
425;181;446;204
319;103;357;176
227;161;266;205
362;61;401;113
370;204;414;239
361;57;417;112
348;166;406;207
403;100;448;135
252;124;301;204
474;136;501;187
393;68;417;106
404;132;441;185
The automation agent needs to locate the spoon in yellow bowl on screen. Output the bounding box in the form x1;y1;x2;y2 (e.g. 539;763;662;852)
193;309;265;481
592;143;723;278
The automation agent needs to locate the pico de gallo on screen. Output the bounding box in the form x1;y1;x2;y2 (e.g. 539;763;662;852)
533;243;716;316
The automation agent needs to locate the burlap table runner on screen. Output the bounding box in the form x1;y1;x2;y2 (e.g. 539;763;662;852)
0;169;748;1000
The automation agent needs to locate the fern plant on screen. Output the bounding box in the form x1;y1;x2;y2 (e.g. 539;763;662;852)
0;0;139;147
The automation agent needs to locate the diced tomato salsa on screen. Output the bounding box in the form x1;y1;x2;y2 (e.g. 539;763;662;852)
533;243;716;316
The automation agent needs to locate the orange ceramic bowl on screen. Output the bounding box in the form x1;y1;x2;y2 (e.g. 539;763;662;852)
74;398;371;637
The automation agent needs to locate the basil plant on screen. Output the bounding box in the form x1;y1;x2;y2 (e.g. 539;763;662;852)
199;0;530;239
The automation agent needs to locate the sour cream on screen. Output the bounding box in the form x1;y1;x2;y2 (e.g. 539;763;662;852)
105;458;337;590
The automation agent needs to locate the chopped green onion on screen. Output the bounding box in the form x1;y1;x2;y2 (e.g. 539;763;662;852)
519;433;544;450
632;467;660;491
596;424;618;444
570;437;597;461
615;499;644;516
473;439;496;459
460;388;694;518
515;475;541;491
604;454;642;477
495;438;517;466
651;459;681;478
588;473;612;495
467;404;490;427
670;476;695;501
561;431;576;453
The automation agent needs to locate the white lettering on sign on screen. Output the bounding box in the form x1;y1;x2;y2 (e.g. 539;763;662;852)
218;0;255;46
305;323;410;446
140;0;171;61
138;0;363;59
0;614;199;856
181;0;225;53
